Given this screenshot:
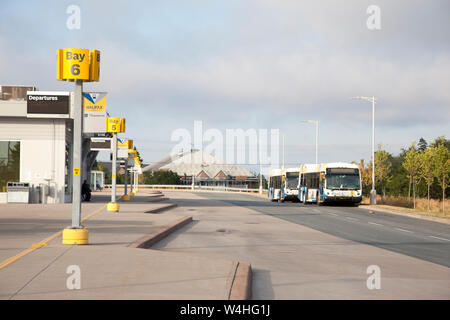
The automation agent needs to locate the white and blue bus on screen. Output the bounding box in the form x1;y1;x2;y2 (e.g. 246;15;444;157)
298;162;362;205
297;164;321;204
280;168;300;202
319;162;362;205
268;169;283;201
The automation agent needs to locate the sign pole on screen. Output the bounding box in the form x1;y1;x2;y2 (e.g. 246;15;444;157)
59;48;100;245
136;171;139;192
124;169;128;196
129;168;132;194
106;117;125;211
72;79;83;228
111;133;117;205
106;131;119;211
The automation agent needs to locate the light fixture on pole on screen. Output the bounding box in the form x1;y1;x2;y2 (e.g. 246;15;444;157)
300;120;319;165
351;96;377;205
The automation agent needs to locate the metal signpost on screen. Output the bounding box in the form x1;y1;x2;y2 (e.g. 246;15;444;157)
128;150;137;195
352;96;377;205
57;48;100;245
118;139;133;201
106;118;126;211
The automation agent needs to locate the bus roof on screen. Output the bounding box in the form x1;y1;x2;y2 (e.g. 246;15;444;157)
320;162;359;171
300;163;320;173
269;168;283;177
283;167;300;174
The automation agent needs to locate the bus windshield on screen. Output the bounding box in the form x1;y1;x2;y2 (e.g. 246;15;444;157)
325;168;360;190
285;172;299;189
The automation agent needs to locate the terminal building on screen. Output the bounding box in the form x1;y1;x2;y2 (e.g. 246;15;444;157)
144;151;259;188
0;85;101;204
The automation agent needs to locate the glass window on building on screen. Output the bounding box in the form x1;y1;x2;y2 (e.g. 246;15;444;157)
0;141;21;192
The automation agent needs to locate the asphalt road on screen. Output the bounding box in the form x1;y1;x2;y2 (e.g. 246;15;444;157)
197;192;450;268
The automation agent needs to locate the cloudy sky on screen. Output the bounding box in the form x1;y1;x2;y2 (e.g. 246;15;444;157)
1;0;449;173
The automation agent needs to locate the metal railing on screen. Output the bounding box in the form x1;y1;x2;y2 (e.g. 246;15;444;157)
104;184;267;193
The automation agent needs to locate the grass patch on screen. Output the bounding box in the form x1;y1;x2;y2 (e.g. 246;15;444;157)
361;195;449;219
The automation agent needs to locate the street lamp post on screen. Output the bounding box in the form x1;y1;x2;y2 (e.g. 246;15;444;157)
282;133;285;169
301;120;319;165
259;139;263;194
352;96;377;205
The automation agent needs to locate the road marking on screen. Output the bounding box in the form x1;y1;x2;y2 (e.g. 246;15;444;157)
368;222;383;226
0;204;106;271
345;217;358;221
327;212;338;216
395;228;413;233
429;236;450;242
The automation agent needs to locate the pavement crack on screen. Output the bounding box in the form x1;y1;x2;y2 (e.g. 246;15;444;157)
8;246;74;300
429;236;450;242
395;228;413;233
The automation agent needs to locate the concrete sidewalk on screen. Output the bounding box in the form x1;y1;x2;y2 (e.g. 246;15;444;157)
151;191;450;299
0;191;241;300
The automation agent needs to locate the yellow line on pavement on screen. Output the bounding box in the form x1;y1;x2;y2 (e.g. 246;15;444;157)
81;204;106;222
0;204;107;271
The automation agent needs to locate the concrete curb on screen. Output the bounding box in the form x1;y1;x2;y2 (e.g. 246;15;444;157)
148;197;169;203
128;216;193;249
148;193;165;198
145;203;177;213
361;205;450;225
229;262;252;300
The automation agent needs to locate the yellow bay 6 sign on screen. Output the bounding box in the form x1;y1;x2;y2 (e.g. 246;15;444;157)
106;117;125;133
57;48;100;81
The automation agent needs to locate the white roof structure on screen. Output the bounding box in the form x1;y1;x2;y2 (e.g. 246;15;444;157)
154;151;256;179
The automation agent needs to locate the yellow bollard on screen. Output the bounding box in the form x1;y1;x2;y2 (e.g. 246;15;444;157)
62;228;89;245
107;202;120;212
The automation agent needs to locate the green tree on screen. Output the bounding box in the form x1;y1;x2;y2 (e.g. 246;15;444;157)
430;136;450;150
417;138;428;152
385;151;409;197
354;159;372;196
374;145;392;197
144;170;181;185
93;161;112;184
433;143;450;214
402;143;421;209
419;147;435;212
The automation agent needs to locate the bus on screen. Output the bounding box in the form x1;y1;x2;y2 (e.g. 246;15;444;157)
280;168;300;202
268;169;283;201
297;162;362;205
297;164;321;204
319;162;362;205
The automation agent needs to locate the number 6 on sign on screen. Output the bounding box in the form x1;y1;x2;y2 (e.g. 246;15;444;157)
58;48;90;80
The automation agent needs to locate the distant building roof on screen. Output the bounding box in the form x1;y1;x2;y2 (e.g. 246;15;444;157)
157;151;256;179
